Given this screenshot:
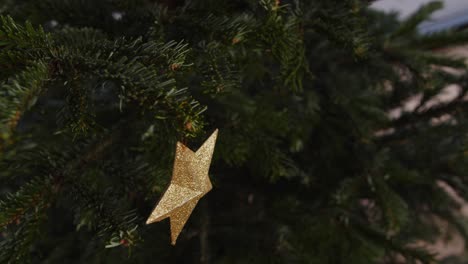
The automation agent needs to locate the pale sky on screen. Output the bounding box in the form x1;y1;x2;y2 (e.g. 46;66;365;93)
371;0;468;32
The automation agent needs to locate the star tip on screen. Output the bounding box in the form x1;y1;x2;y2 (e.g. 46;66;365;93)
145;218;154;225
208;129;218;140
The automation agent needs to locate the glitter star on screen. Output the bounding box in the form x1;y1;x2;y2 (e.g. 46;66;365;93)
146;129;218;245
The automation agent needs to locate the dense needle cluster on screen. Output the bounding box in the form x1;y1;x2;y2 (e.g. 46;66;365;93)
1;0;468;263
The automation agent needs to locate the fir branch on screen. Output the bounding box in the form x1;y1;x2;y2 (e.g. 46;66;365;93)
372;177;409;235
258;2;309;91
350;214;435;263
49;28;205;134
67;179;142;249
0;62;49;149
381;99;468;140
409;30;468;50
0;212;47;264
0;16;50;79
0;15;49;51
0;176;53;229
0;174;58;263
199;41;241;94
306;3;371;59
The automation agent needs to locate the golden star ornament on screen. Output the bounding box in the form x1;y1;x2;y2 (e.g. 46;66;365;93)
146;129;218;245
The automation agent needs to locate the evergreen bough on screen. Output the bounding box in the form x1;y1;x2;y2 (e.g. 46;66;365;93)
1;0;468;263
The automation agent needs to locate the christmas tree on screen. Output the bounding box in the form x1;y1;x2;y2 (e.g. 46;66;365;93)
2;0;468;263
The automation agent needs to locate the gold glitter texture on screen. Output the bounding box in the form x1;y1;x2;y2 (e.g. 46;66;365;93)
146;129;218;245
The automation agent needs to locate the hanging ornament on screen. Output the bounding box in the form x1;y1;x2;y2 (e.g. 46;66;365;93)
146;129;218;245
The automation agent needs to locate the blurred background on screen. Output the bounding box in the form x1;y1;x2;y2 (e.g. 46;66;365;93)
374;0;468;260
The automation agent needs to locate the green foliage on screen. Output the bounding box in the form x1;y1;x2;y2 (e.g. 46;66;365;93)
0;62;49;148
1;0;468;263
0;173;54;263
